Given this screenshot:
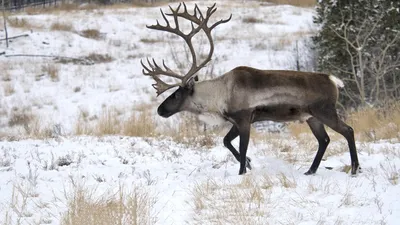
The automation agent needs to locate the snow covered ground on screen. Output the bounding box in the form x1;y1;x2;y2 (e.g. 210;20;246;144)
1;1;399;225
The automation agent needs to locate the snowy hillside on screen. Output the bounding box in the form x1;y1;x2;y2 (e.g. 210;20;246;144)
1;1;399;225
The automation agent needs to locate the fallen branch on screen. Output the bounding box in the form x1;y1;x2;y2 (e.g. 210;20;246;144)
0;34;29;41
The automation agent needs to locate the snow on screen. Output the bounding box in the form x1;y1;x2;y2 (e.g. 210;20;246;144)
1;1;399;225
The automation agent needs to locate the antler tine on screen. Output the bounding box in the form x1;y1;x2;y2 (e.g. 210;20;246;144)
167;3;181;30
160;9;170;27
151;75;180;96
179;3;231;84
140;59;151;75
194;4;204;20
141;59;182;96
206;3;217;18
183;2;188;14
141;58;182;79
143;3;231;94
162;60;173;72
210;14;232;30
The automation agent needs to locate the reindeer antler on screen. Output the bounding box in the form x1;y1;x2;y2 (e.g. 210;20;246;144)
141;3;232;96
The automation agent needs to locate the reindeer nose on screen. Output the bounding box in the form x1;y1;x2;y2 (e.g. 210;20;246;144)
157;106;169;118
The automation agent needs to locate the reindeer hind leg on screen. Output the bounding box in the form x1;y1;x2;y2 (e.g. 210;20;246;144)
309;103;360;175
305;117;330;175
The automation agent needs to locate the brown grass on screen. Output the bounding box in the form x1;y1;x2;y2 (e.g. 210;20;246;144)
85;53;114;64
287;121;311;138
61;184;157;225
7;109;55;138
123;112;157;137
140;38;164;43
95;108;122;135
262;0;317;7
192;175;273;225
169;114;216;148
7;17;38;29
8;110;34;127
242;16;264;24
50;21;74;32
2;82;15;96
74;110;93;135
42;64;60;82
74;107;157;137
287;103;400;142
74;107;217;147
1;69;11;82
25;3;80;15
347;103;400;141
23;1;173;15
80;29;101;40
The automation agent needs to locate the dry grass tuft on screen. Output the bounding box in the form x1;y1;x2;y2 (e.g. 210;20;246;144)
2;82;15;96
42;64;60;82
50;22;74;32
7;17;32;29
25;3;80;14
192;175;273;225
61;184;157;225
73;106;217;145
287;121;311;138
7;108;55;138
242;16;264;23
170;114;217;148
380;161;399;185
2;69;11;82
123;111;157;137
24;1;170;15
74;107;157;137
8;110;34;127
140;38;164;43
277;172;297;188
56;3;81;11
95;108;122;135
55;53;113;65
80;29;102;40
85;53;114;64
347;103;400;141
74;110;94;135
262;0;317;7
287;103;400;142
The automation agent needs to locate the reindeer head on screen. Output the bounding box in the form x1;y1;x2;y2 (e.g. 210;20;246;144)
141;3;231;118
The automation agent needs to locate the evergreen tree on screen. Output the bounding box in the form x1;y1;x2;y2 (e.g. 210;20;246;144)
313;0;400;108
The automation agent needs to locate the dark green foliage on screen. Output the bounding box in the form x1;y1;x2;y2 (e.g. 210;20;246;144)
313;0;400;108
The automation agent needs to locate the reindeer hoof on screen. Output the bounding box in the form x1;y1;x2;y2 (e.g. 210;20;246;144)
351;166;362;176
246;157;252;170
239;168;246;175
304;169;316;175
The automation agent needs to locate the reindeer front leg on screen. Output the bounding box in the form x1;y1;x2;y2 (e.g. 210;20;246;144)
238;123;251;175
223;126;252;172
227;110;253;175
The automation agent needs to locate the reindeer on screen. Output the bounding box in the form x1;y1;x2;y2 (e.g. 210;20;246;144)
141;3;360;175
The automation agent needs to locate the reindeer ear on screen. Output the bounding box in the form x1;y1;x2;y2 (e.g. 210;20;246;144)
187;77;196;89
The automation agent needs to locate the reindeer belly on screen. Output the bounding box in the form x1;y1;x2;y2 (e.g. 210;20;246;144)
253;104;311;122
